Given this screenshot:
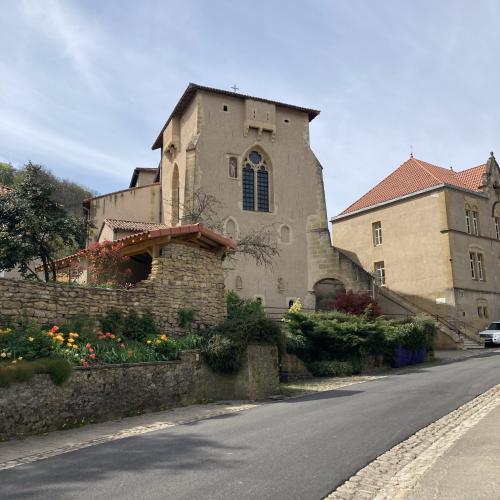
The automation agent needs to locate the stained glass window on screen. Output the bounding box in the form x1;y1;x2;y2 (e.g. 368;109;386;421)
242;164;255;211
242;150;269;212
249;151;262;165
257;168;269;212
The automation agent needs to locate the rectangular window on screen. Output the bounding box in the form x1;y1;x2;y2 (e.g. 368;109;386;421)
372;222;382;246
478;305;489;319
472;211;479;235
469;252;476;280
242;167;255;211
465;210;471;234
495;217;500;240
257;169;269;212
477;253;485;281
374;261;385;286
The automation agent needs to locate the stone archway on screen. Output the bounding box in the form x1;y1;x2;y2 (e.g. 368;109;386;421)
313;278;346;311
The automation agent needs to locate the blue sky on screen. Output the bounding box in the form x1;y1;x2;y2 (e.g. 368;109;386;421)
1;0;499;216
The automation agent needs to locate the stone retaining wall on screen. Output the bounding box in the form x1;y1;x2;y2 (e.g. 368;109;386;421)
0;243;226;333
0;345;279;440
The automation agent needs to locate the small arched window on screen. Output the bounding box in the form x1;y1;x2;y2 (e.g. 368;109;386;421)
280;225;290;243
225;218;237;239
242;150;270;212
235;276;243;290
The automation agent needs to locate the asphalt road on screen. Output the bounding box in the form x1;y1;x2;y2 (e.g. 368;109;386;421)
2;351;500;500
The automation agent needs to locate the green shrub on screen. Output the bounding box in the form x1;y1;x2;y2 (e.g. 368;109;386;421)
0;358;72;387
37;358;73;385
60;315;97;342
226;290;265;320
177;334;204;350
100;309;159;342
0;322;53;361
283;310;436;374
202;334;245;374
307;360;360;377
178;309;195;329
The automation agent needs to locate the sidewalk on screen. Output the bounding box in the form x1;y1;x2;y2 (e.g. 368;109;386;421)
406;403;500;500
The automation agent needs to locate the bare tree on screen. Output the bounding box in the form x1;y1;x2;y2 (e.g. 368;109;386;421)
181;189;279;267
181;190;224;231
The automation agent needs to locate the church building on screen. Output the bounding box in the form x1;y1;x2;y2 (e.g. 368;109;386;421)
84;84;368;311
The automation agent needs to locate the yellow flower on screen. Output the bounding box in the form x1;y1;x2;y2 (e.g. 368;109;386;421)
289;298;302;313
1;352;6;358
28;336;34;342
72;344;78;349
146;340;152;345
67;338;74;344
155;339;161;345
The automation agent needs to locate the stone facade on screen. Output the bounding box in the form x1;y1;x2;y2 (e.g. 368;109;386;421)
0;243;226;333
0;345;279;440
85;84;365;312
332;153;500;336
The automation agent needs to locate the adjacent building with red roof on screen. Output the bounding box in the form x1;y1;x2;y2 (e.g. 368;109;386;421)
332;152;500;336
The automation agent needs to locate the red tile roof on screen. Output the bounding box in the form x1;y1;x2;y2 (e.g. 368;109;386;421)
50;224;237;269
0;185;12;195
337;157;486;217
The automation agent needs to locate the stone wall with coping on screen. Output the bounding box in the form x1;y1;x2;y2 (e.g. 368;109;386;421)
0;243;226;333
0;345;279;440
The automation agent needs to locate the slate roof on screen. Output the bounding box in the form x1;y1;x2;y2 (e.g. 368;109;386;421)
336;157;487;218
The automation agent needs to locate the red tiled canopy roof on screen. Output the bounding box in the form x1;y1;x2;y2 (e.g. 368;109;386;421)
337;157;486;217
51;224;237;269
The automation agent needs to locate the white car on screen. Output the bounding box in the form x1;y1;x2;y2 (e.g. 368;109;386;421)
479;322;500;345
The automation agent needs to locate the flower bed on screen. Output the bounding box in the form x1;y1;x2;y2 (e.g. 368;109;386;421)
0;310;203;385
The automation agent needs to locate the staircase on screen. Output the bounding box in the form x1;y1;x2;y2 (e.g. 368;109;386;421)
374;285;484;350
461;336;485;350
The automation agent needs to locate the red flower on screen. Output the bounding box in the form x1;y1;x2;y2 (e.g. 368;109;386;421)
105;332;111;338
81;359;88;367
86;343;92;349
89;353;96;359
50;326;59;333
89;347;94;353
120;343;125;349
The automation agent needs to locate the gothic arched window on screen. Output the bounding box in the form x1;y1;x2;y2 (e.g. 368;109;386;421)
242;150;270;212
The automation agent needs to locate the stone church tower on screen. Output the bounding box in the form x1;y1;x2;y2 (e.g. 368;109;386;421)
86;84;368;310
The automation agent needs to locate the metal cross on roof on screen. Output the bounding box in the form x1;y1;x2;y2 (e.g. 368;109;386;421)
230;84;239;92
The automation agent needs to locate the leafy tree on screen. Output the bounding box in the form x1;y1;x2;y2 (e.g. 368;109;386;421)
0;163;86;281
0;162;15;186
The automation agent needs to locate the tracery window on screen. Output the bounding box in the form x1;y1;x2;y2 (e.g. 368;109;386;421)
242;150;270;212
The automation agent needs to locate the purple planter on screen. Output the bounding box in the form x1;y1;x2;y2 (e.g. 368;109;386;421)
393;346;427;368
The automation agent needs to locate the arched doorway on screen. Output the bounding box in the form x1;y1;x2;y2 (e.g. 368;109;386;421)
314;278;346;311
